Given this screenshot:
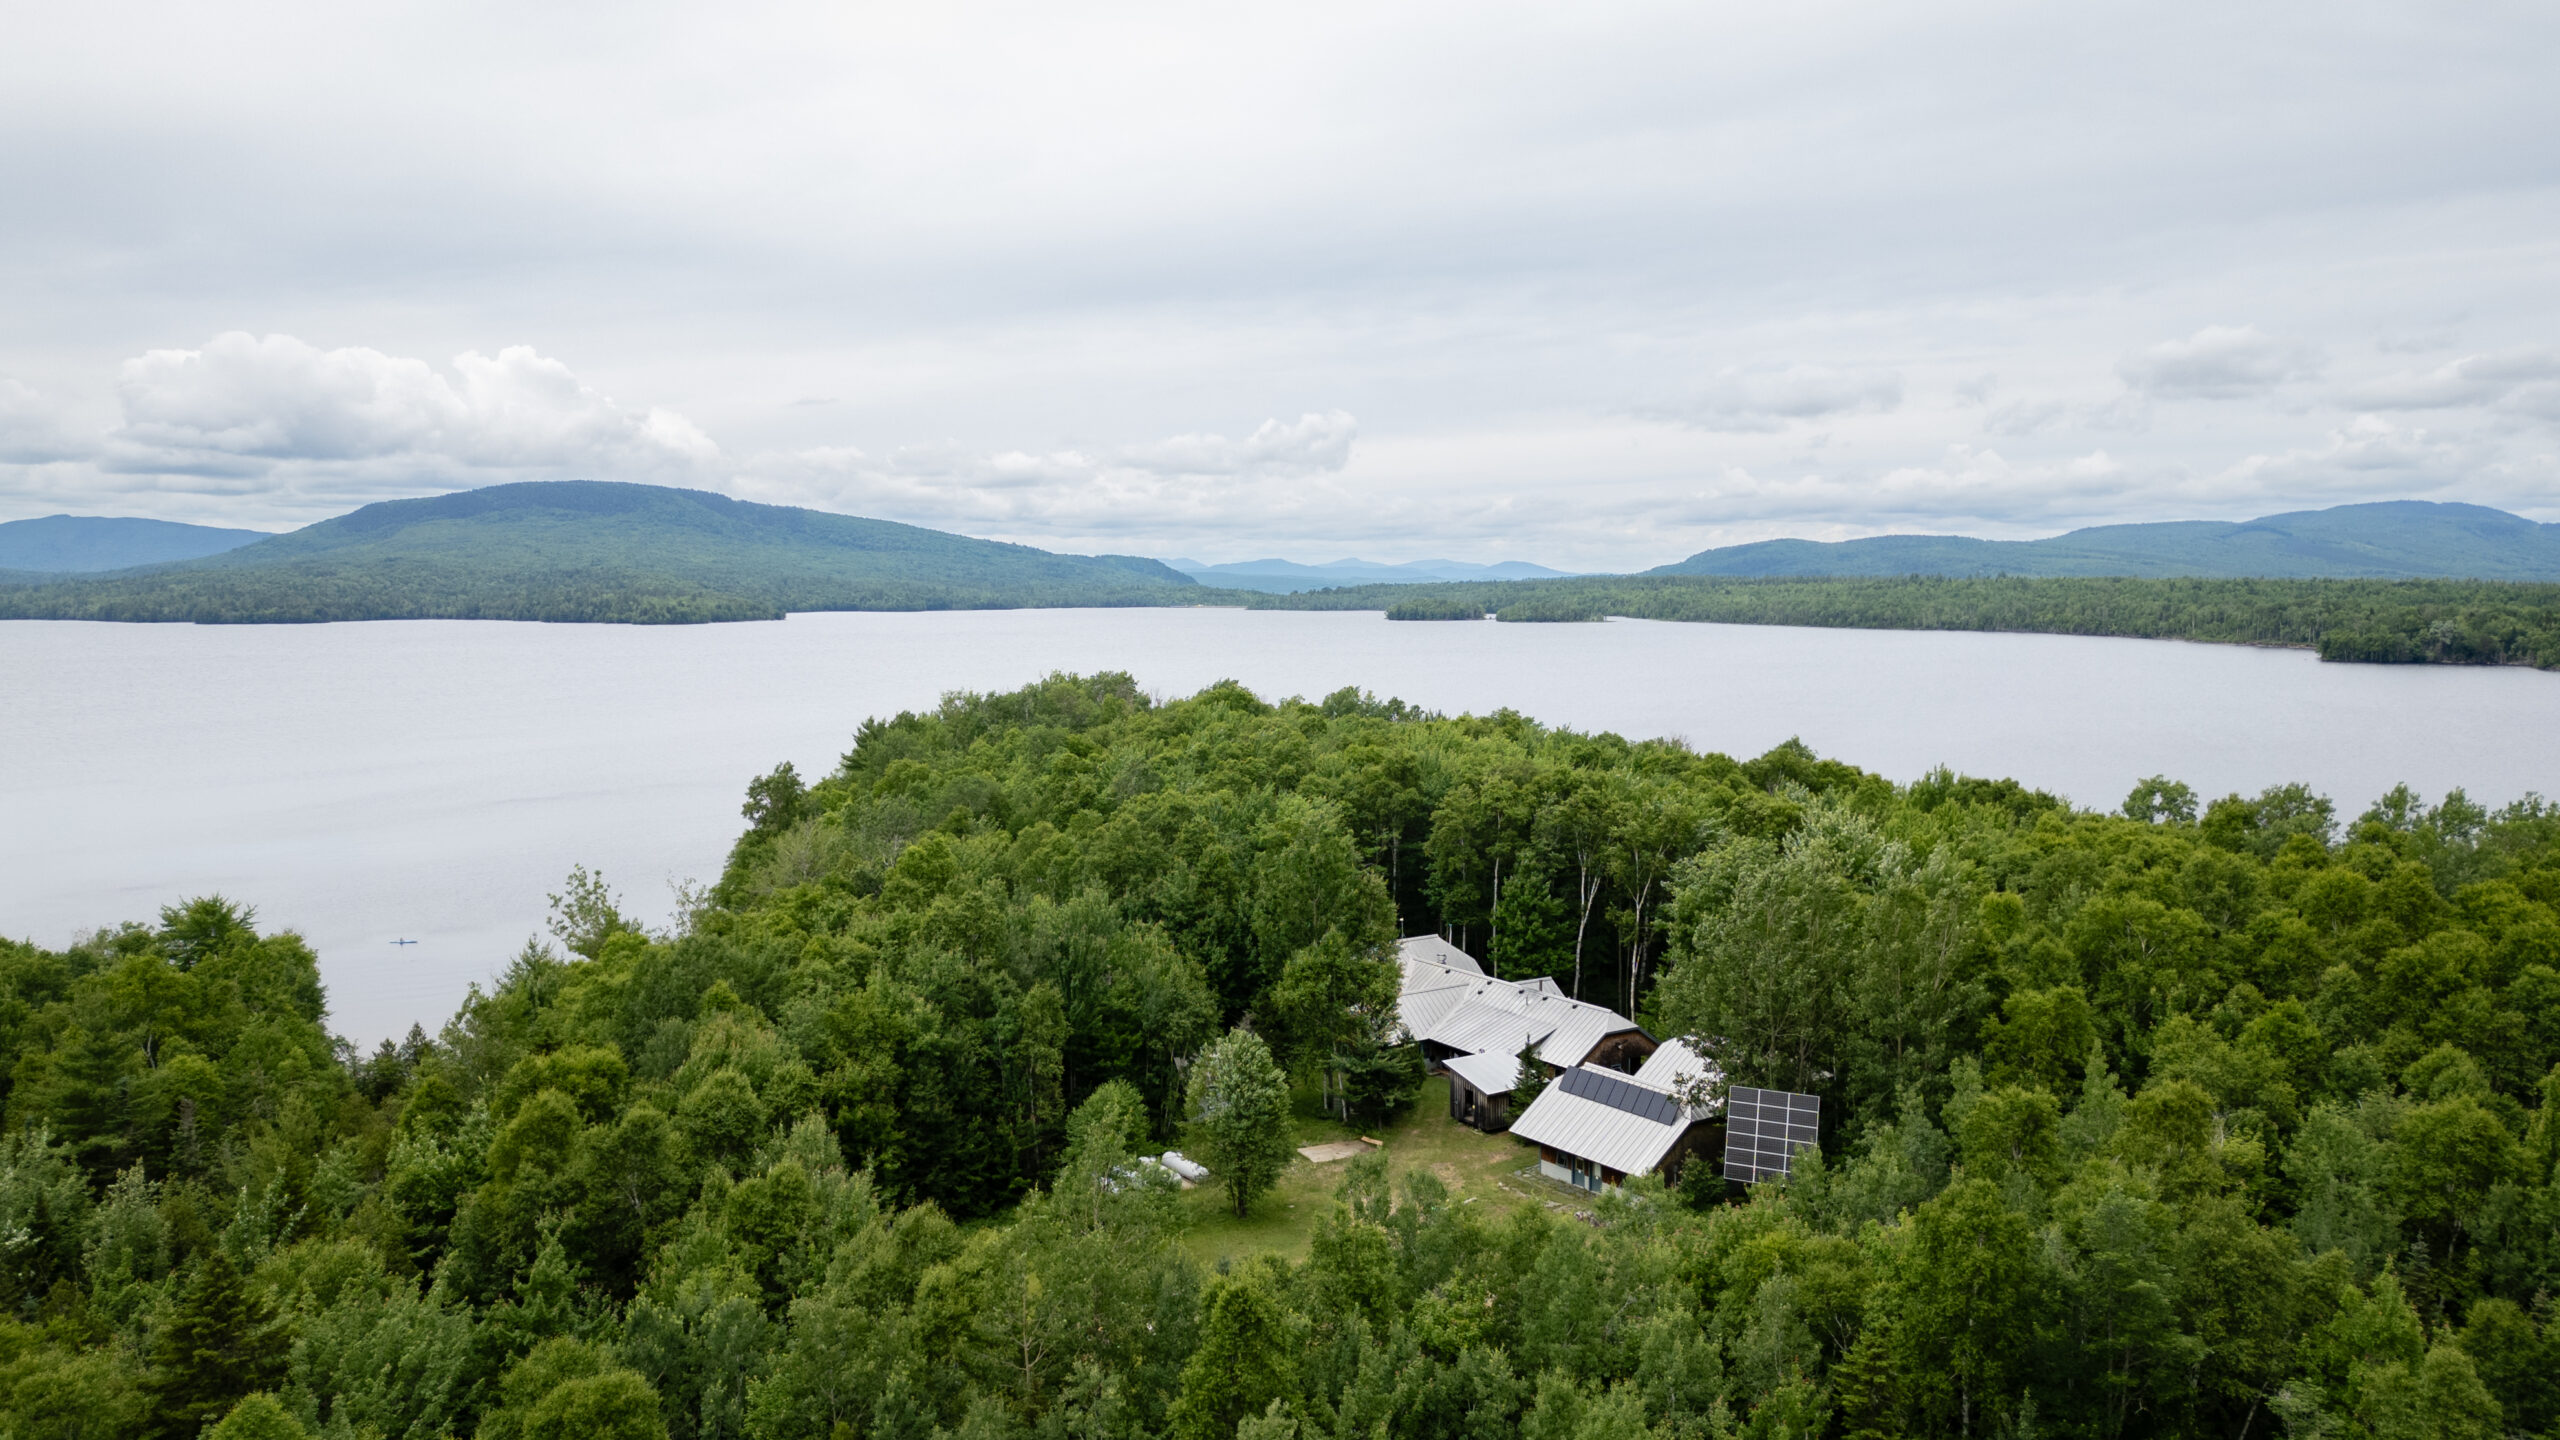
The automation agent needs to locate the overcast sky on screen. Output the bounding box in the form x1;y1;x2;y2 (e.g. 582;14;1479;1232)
2;0;2556;568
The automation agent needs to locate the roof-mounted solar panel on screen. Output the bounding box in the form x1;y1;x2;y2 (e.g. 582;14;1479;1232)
1556;1065;1683;1124
1722;1087;1821;1183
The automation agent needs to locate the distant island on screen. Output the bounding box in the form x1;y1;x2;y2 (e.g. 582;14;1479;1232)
3;485;2556;670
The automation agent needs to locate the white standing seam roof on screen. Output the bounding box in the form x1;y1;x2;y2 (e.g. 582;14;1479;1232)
1397;934;1484;975
1633;1037;1718;1096
1431;1002;1548;1060
1395;962;1481;1040
1394;942;1648;1068
1444;1049;1524;1096
1509;1063;1714;1177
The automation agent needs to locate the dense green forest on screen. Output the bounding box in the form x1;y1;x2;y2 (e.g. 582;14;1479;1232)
9;673;2560;1440
1273;574;2560;670
0;483;1195;622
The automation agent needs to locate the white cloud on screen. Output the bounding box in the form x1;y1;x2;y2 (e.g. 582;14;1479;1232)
2346;347;2560;416
99;333;719;490
0;380;94;465
1118;411;1357;477
2215;415;2531;499
1679;366;1903;432
734;411;1362;542
2117;325;2320;399
1855;444;2130;518
1983;399;2067;436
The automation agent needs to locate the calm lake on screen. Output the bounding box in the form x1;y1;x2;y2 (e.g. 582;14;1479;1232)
6;608;2557;1043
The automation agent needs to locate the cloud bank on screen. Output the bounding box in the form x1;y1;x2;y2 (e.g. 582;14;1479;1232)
2117;326;2319;400
4;322;2556;564
3;1;2559;562
94;333;718;497
1680;367;1905;432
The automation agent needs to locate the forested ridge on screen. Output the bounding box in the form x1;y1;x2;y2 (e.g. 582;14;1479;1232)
8;484;2560;667
9;673;2560;1440
1267;574;2560;670
0;482;1195;623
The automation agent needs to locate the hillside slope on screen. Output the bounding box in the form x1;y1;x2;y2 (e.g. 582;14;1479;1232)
1651;501;2560;579
0;514;273;572
0;481;1195;622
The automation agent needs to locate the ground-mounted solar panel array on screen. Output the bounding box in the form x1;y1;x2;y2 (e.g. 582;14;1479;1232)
1557;1064;1683;1123
1723;1086;1821;1182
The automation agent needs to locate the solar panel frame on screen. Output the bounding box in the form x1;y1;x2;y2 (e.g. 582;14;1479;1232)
1721;1086;1821;1183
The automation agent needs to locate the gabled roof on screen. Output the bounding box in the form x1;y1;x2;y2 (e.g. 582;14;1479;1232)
1396;934;1483;975
1395;959;1481;1041
1444;1049;1524;1096
1633;1037;1717;1096
1394;939;1648;1068
1429;999;1546;1060
1509;1062;1710;1176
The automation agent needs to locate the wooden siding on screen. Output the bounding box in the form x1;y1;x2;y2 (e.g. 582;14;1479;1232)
1575;1029;1659;1074
1447;1070;1513;1133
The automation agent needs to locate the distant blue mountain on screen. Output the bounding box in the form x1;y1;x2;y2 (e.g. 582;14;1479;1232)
1172;555;1576;594
0;514;274;572
0;481;1198;622
1649;502;2560;581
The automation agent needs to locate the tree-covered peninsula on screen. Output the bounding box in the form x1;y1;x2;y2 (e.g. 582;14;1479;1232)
7;673;2560;1439
1277;574;2560;670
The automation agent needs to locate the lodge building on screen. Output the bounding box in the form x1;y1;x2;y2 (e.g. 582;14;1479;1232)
1393;935;1722;1190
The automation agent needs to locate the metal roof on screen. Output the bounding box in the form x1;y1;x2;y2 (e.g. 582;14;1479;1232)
1394;963;1480;1041
1397;934;1483;975
1633;1037;1717;1096
1394;943;1647;1067
1444;1049;1523;1096
1430;999;1549;1059
1530;1000;1637;1069
1509;1067;1701;1177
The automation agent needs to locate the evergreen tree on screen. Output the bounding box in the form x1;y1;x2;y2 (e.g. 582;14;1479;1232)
142;1254;288;1440
1511;1042;1549;1108
45;1025;133;1183
1488;863;1575;984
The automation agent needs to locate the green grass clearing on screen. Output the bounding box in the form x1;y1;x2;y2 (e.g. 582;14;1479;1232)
1175;1075;1557;1267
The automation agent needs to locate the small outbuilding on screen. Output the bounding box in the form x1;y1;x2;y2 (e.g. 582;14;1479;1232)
1443;1049;1524;1132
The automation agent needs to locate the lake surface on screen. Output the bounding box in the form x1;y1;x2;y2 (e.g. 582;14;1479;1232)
6;609;2557;1043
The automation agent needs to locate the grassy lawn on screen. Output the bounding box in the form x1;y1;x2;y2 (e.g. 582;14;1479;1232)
1175;1074;1563;1267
